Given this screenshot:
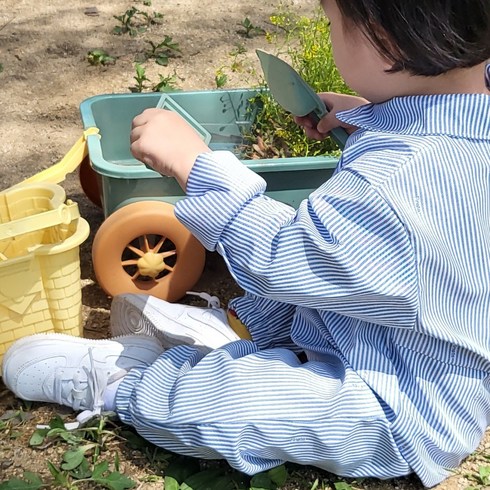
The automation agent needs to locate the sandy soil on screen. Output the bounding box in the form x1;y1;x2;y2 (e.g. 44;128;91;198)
0;0;488;488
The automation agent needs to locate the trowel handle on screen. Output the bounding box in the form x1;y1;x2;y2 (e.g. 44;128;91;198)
309;111;349;150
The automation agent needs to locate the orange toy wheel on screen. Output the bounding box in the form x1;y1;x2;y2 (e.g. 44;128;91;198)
79;155;102;208
92;201;206;302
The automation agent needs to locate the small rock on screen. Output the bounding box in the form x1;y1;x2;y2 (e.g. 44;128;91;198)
84;6;99;16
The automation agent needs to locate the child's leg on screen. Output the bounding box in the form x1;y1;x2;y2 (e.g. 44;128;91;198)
116;340;411;480
228;291;299;351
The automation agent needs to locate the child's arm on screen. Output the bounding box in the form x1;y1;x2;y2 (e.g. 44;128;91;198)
295;92;369;141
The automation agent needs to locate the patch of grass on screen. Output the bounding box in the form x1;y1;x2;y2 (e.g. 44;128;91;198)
463;447;490;489
0;413;136;489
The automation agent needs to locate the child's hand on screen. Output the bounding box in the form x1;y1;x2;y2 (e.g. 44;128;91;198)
295;92;369;141
130;108;210;190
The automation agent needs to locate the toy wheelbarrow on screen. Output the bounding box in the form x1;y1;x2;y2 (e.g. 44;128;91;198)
18;54;344;303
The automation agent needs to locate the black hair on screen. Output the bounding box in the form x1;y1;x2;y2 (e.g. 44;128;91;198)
335;0;490;76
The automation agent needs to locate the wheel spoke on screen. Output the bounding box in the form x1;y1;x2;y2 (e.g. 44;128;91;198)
142;234;151;253
126;244;145;257
151;236;167;253
163;263;175;272
160;249;177;259
121;258;139;266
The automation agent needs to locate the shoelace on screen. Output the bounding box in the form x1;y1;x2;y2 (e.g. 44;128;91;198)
186;291;221;309
41;347;127;430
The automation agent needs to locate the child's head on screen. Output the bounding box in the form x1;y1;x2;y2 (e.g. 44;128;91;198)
321;0;489;100
330;0;489;77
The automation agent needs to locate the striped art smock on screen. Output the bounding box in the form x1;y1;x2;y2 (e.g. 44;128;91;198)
116;94;490;487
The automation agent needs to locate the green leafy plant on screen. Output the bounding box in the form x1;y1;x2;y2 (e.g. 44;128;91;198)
0;471;45;489
87;49;116;66
230;43;247;56
229;44;248;73
245;7;354;158
113;6;162;36
128;64;181;93
215;68;228;88
113;7;143;36
129;63;151;92
465;464;490;488
152;72;181;92
238;17;266;38
145;36;181;66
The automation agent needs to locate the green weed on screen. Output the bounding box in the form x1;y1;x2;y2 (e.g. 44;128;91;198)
129;63;151;92
145;36;181;66
238;17;266;38
464;462;490;488
215;68;228;88
0;414;135;489
87;49;116;66
128;63;181;92
152;72;181;92
113;6;163;36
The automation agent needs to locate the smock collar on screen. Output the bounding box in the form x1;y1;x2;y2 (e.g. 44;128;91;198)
337;93;490;140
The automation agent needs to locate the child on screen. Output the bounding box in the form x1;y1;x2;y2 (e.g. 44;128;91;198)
3;0;490;486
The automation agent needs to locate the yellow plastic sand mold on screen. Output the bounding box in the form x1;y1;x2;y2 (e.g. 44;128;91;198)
0;182;90;374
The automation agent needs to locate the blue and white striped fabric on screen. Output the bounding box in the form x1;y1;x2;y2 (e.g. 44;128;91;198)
116;94;490;487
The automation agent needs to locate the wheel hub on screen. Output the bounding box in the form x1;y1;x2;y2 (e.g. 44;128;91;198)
136;252;167;278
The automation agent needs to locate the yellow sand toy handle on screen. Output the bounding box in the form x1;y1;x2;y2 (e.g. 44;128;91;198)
0;201;80;242
20;127;99;185
0;127;99;241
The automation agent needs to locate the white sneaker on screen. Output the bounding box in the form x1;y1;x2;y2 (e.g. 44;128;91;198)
110;292;240;354
2;333;163;426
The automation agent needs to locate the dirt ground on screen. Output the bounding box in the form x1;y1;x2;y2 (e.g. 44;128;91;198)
0;0;489;488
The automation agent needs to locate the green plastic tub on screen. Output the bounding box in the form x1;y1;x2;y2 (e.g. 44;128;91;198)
79;89;339;216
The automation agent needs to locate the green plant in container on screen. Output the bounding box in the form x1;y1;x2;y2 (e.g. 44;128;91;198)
248;7;354;159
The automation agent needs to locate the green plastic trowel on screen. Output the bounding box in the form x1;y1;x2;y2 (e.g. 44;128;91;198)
256;49;348;149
